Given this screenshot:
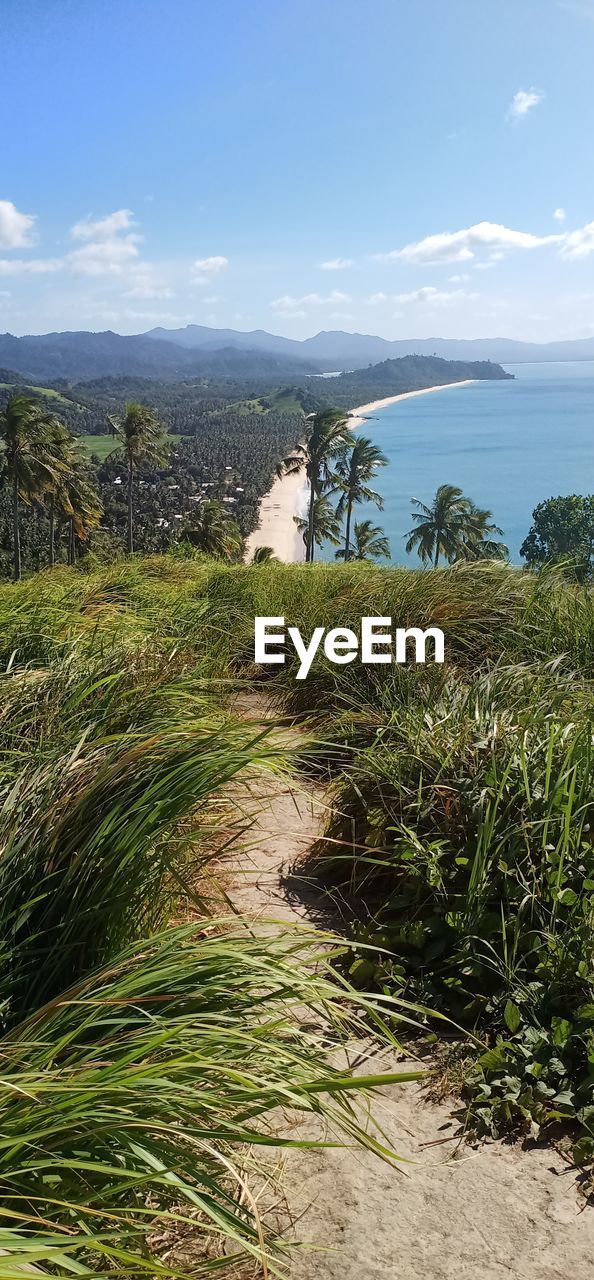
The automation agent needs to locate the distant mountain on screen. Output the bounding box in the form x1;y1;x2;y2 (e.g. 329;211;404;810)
0;331;319;382
147;324;594;368
147;323;301;357
2;324;594;384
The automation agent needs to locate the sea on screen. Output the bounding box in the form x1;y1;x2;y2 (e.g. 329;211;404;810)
339;361;594;566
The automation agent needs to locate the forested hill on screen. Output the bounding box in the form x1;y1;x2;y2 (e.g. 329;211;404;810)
346;354;511;387
311;354;512;411
0;331;320;381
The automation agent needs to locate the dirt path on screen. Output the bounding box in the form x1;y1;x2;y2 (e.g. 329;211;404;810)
228;702;594;1279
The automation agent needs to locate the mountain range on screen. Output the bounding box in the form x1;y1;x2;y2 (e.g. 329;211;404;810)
1;324;594;382
147;325;594;368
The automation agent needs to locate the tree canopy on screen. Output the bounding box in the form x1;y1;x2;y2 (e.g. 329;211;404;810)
520;495;594;579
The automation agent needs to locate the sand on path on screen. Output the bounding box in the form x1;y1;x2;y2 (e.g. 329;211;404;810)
225;695;594;1280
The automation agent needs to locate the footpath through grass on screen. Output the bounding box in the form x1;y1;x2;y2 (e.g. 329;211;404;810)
2;552;594;1275
0;557;423;1277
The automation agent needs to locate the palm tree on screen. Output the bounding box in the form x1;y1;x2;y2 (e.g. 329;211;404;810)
43;425;91;568
62;465;103;566
335;519;391;562
108;402;169;554
458;502;508;561
0;395;70;581
405;484;472;567
277;409;351;562
295;495;343;554
251;545;277;564
333;435;388;561
181;500;243;560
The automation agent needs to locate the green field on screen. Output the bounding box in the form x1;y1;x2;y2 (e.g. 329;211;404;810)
80;431;183;459
0;381;82;408
219;390;306;416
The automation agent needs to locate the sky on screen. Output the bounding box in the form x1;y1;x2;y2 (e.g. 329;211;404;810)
2;0;594;342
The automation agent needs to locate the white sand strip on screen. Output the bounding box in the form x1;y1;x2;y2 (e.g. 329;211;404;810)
245;466;308;563
347;378;477;428
245;379;476;563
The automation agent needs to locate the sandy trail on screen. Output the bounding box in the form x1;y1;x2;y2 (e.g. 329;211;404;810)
228;698;594;1279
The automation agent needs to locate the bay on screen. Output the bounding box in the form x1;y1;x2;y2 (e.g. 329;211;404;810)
346;361;594;565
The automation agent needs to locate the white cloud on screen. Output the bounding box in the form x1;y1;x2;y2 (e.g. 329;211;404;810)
560;221;594;258
0;201;37;250
192;255;229;283
0;257;61;276
507;88;545;121
449;273;470;283
319;257;353;270
393;286;478;306
364;292;389;305
379;220;564;265
71;209;137;242
67;210;142;277
271;290;351;315
124;283;173;299
274;308;307;320
553;207;567;222
0;209;159;283
120;308;192;325
123;263;173;300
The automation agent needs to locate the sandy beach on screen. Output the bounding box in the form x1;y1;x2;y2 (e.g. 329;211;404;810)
245;379;476;564
346;378;477;429
245;465;308;562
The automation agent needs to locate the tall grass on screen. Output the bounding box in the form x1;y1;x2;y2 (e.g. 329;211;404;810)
0;926;420;1277
3;550;594;1200
0;567;429;1274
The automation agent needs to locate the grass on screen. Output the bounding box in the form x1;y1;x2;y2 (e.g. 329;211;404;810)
2;546;594;1246
0;381;81;407
79;431;184;460
0;925;420;1277
217;391;305;416
0;560;430;1275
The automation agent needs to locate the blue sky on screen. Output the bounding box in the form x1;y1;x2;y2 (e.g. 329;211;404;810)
2;0;594;340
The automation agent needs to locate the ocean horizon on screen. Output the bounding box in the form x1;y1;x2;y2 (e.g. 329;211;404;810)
337;361;594;566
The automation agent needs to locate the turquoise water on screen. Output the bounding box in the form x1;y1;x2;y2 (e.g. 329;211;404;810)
343;362;594;565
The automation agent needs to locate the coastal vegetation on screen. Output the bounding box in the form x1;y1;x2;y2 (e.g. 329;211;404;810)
520;495;594;579
278;408;352;561
335;518;391;562
405;484;508;567
1;540;594;1269
107;399;170;552
0;354;514;577
0;557;428;1275
171;555;594;1155
333;436;388;561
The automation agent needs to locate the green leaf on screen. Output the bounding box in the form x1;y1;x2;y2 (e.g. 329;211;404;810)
503;1000;521;1034
479;1043;513;1071
551;1017;572;1047
573;1137;594;1167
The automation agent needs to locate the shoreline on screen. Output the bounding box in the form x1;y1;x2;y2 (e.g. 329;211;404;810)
346;378;477;428
244;465;308;563
245;378;476;564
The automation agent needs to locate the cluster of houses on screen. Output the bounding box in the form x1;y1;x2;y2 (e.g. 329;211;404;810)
110;465;245;533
